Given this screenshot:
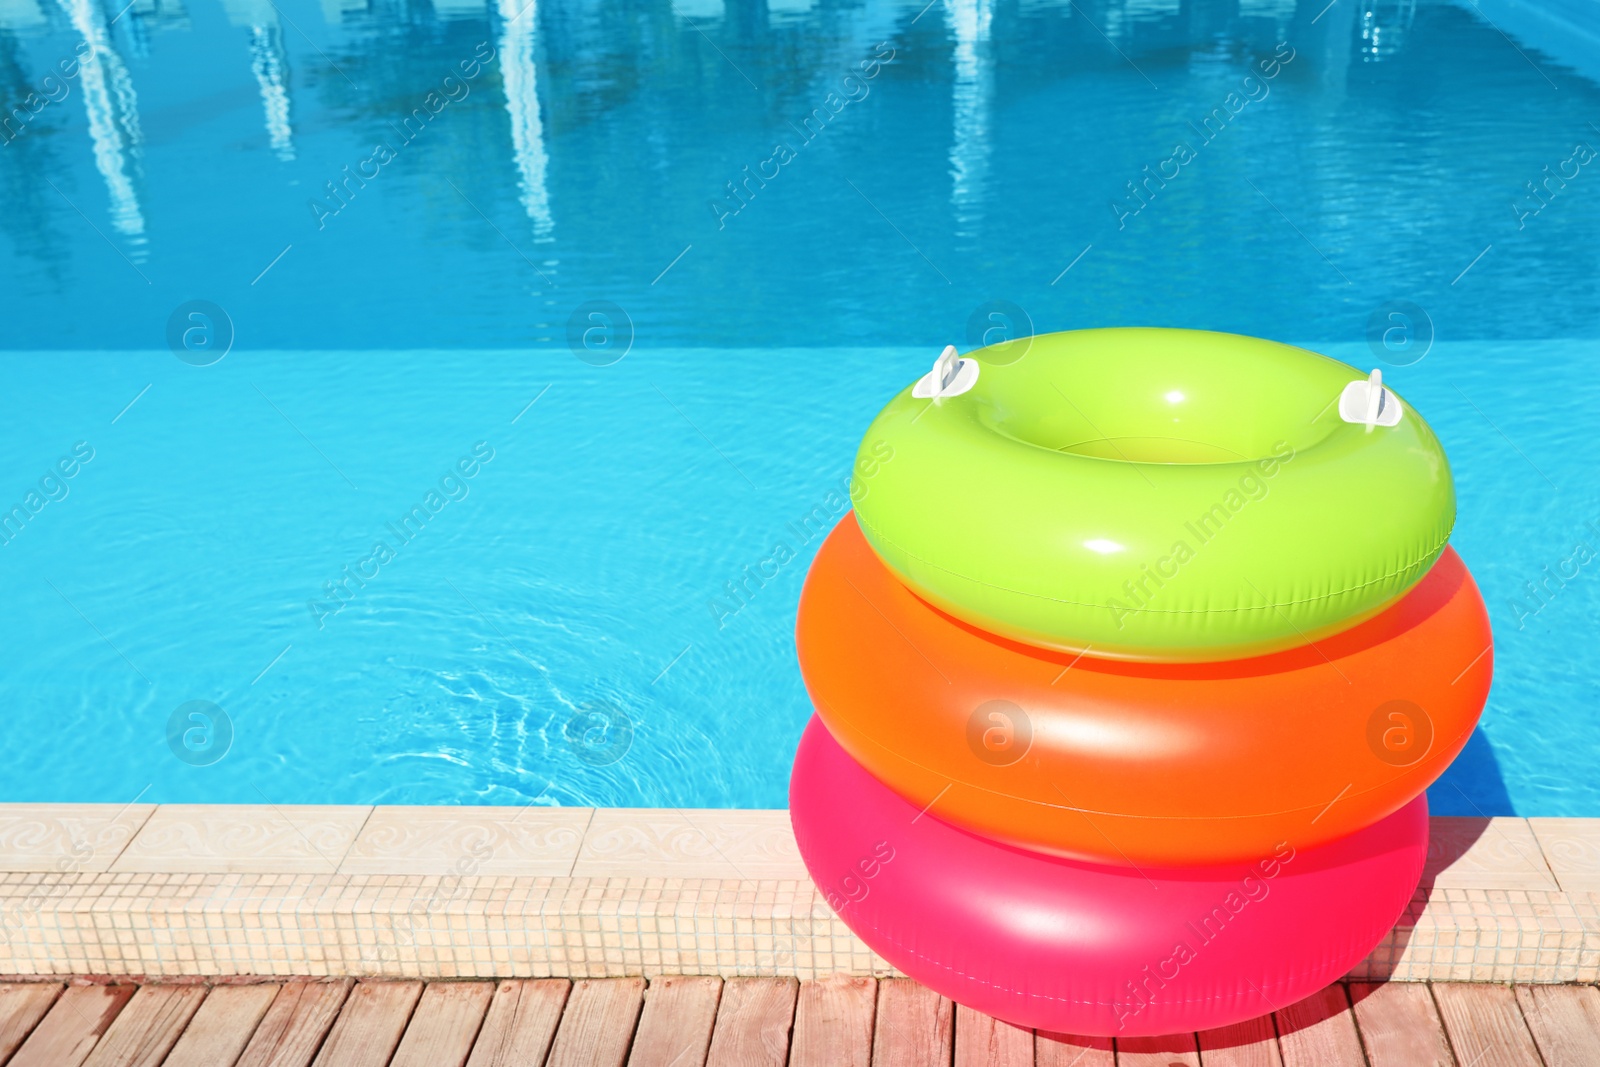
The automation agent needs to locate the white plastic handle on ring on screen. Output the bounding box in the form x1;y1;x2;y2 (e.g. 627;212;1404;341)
913;345;980;399
1338;367;1403;430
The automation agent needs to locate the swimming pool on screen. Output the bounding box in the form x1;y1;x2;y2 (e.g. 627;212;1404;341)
2;0;1596;814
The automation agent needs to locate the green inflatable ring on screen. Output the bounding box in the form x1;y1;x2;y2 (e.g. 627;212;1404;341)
852;328;1455;662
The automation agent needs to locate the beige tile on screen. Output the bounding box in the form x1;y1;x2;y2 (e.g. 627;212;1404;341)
573;809;807;879
0;803;155;872
1424;816;1559;890
1528;817;1600;893
110;805;370;874
340;806;592;876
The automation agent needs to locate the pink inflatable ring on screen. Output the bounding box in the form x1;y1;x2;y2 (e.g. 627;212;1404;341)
790;717;1428;1036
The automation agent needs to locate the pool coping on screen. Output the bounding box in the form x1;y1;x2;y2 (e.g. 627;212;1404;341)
0;805;1596;982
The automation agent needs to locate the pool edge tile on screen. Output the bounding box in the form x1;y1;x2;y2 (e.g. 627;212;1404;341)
573;809;807;880
110;805;372;875
1425;817;1560;891
0;803;156;873
339;806;594;877
1528;817;1600;893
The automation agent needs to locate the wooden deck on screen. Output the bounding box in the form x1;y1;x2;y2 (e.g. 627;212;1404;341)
0;977;1595;1067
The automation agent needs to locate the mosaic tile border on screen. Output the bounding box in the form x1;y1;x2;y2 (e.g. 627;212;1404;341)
0;806;1595;982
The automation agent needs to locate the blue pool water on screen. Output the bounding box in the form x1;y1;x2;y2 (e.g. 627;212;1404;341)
2;0;1597;813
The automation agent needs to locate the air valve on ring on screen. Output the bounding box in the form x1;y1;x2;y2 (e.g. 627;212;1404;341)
913;345;980;399
1338;367;1403;429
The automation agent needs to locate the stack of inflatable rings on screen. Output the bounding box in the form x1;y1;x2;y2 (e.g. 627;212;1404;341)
790;327;1491;1037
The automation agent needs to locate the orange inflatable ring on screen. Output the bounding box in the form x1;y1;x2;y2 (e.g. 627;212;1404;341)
796;515;1492;867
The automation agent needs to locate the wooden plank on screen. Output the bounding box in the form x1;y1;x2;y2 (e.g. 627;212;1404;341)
1349;982;1453;1067
235;980;354;1067
1034;1031;1112;1067
0;984;63;1063
163;985;281;1067
1116;1033;1199;1066
1197;1015;1283;1067
790;976;876;1067
704;977;799;1067
544;978;645;1067
9;985;136;1067
309;981;423;1067
1514;984;1600;1067
954;1004;1032;1067
1275;985;1364;1067
627;976;721;1067
872;980;952;1067
1432;983;1544;1067
79;984;208;1067
464;980;571;1067
390;982;495;1067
